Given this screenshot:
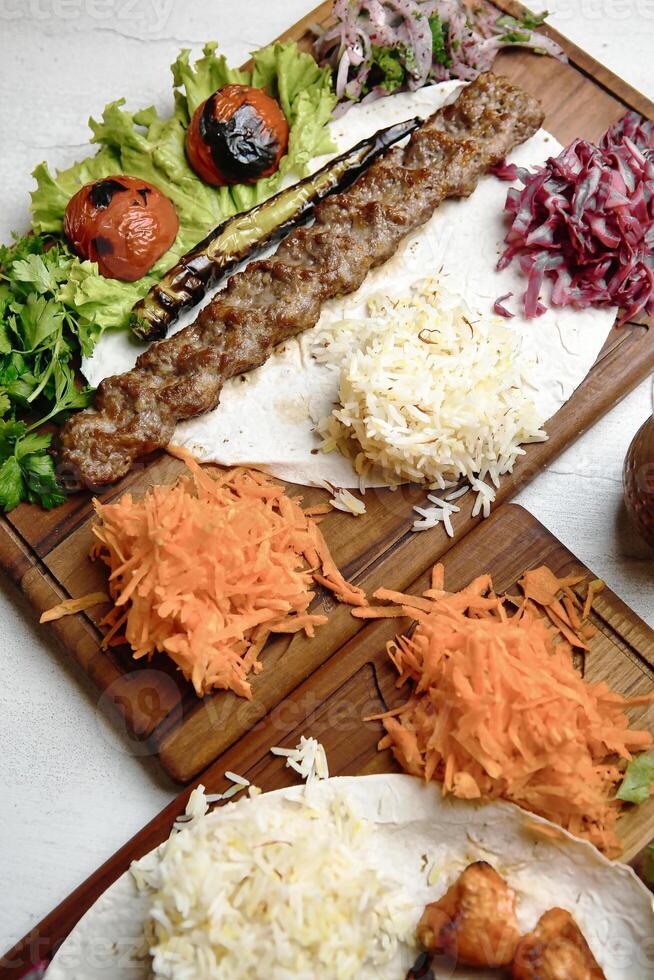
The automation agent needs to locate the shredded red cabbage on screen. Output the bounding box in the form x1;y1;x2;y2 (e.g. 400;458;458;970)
313;1;565;105
490;160;528;182
495;112;654;325
493;292;515;318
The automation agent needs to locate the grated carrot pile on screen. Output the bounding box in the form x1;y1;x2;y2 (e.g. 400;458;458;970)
366;564;653;856
90;451;366;699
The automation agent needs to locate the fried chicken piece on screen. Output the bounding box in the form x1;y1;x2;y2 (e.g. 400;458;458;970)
512;908;606;979
417;861;521;967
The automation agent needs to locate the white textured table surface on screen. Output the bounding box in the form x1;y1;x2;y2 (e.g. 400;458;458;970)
1;0;653;959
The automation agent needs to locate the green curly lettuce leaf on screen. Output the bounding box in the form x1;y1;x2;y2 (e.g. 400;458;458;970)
30;41;336;336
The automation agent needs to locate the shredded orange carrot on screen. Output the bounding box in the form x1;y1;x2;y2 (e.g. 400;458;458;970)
90;453;366;699
302;503;333;518
372;588;435;613
522;819;570;844
562;594;582;632
352;605;410;620
583;578;605;621
367;564;653;856
40;591;109;624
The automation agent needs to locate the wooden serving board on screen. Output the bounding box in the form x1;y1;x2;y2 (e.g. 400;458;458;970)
1;0;653;784
3;503;653;978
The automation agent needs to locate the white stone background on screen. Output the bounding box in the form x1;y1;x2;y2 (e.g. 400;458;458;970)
0;0;653;959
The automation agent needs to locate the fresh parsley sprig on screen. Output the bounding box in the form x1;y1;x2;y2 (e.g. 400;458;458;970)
0;234;96;512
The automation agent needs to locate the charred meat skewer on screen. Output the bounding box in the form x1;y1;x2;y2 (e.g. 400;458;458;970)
60;73;544;489
130;117;421;341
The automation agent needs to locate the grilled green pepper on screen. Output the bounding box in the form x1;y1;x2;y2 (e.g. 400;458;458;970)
130;117;420;341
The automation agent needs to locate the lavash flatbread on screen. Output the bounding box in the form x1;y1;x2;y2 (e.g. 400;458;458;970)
47;774;654;979
83;84;616;489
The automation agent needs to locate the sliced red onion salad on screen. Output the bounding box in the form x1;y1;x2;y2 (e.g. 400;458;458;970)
495;112;654;325
313;0;565;104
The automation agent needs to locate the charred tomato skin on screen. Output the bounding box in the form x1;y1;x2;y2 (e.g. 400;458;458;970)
186;84;289;187
63;175;179;281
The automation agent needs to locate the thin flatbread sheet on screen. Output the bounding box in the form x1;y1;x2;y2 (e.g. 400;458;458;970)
83;85;616;488
47;774;654;979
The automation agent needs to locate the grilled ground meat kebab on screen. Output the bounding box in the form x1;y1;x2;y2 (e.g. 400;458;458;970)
60;73;544;488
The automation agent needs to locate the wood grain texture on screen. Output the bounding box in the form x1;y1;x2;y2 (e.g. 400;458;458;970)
0;0;653;784
492;0;654;120
2;503;652;979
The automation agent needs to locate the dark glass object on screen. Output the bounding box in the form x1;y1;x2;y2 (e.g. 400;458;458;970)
624;409;654;548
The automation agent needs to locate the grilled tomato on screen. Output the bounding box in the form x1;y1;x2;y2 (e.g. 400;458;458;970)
63;176;179;281
186;84;289;187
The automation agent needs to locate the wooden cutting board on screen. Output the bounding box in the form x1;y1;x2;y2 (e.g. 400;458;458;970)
3;503;653;978
0;0;653;784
